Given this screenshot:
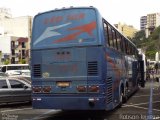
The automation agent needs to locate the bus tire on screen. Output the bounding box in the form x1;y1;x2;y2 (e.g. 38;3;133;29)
123;86;128;103
118;90;123;108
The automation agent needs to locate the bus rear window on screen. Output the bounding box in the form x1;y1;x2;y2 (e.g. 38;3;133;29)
32;8;98;49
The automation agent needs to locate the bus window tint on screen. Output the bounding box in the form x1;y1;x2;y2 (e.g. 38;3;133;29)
108;26;114;48
120;36;124;53
112;29;118;50
103;21;109;46
116;33;121;52
125;41;129;54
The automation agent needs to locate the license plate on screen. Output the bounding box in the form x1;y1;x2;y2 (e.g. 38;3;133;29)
56;82;70;87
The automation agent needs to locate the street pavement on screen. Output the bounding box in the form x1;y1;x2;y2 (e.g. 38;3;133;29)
0;79;160;120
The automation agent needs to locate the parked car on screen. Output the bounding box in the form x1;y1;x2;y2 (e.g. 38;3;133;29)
6;69;30;76
0;72;8;77
0;77;31;105
9;70;31;82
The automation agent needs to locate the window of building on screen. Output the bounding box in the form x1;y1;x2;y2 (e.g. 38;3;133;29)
22;50;25;56
22;42;26;48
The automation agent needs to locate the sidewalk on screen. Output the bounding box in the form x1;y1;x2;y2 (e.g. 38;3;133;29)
149;73;160;93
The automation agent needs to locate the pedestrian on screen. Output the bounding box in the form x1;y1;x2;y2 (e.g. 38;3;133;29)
154;63;158;74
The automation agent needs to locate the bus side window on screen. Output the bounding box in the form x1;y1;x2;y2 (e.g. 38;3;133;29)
106;24;110;46
121;38;126;54
108;25;114;48
119;36;123;52
117;33;122;52
103;21;110;47
125;40;129;55
131;46;134;56
112;29;118;50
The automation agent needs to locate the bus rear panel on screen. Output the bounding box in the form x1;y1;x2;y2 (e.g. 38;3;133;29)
31;7;107;110
31;7;142;110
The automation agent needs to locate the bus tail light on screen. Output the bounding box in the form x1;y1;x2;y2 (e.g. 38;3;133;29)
43;86;52;93
77;86;87;92
89;85;99;92
32;86;42;93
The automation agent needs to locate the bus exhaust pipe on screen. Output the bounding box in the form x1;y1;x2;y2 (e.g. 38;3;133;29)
88;98;95;107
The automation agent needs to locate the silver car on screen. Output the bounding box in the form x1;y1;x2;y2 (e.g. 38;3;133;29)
0;72;8;77
0;77;31;105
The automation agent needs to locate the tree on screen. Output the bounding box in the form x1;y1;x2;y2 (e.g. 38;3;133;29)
149;26;160;40
132;26;160;60
4;59;10;65
132;30;146;47
19;59;26;64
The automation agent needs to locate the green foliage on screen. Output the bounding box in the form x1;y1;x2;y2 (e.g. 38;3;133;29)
19;59;26;64
132;30;146;44
132;26;160;60
145;50;156;59
149;26;160;40
4;59;10;65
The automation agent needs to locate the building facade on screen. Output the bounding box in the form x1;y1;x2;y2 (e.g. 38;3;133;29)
114;23;138;39
140;13;160;38
0;8;12;20
0;36;30;64
11;37;30;64
0;8;32;64
0;16;32;37
146;13;160;38
140;16;147;31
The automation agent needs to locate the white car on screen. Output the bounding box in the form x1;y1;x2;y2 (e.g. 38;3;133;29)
6;70;30;76
0;72;8;77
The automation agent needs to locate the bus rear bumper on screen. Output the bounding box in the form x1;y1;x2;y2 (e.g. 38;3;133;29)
32;96;106;110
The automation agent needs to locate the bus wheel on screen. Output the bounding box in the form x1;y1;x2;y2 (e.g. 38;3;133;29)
118;90;123;108
123;87;128;103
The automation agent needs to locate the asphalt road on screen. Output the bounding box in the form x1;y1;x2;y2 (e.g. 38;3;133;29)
0;80;160;120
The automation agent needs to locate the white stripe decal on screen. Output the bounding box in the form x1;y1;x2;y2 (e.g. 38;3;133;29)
34;22;71;45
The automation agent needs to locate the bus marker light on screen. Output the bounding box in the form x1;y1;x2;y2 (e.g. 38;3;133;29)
43;86;52;93
89;85;99;92
77;86;86;92
32;86;42;93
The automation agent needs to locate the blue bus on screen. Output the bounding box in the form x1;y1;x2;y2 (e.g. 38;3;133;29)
31;7;145;110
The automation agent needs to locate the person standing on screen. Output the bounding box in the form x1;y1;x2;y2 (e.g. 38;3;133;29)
154;63;158;74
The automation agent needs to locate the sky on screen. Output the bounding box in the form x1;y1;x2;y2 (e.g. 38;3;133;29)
1;0;160;30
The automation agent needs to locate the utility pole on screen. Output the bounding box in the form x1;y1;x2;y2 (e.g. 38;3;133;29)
159;34;160;62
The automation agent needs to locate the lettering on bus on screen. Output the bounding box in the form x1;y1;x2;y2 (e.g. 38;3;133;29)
67;13;85;21
43;13;85;25
57;64;78;73
44;16;63;25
